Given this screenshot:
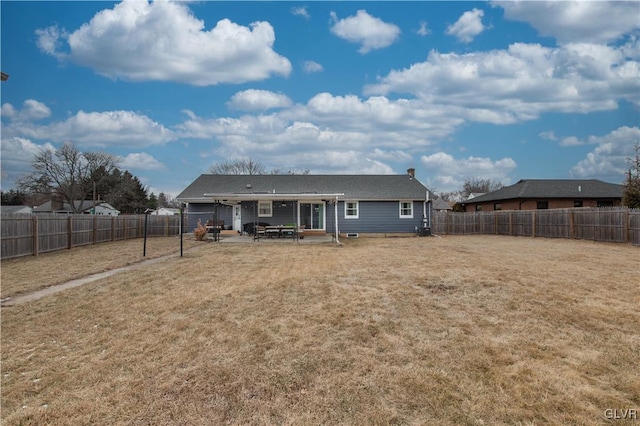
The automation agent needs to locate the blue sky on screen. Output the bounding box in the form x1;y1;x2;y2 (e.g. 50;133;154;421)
1;1;639;197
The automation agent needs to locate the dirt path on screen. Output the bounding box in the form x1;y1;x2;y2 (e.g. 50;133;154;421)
1;253;180;307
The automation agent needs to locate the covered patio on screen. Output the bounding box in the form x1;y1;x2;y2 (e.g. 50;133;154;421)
202;192;344;243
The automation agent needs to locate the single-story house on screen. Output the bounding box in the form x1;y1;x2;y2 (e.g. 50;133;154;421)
151;207;180;216
176;169;432;238
461;179;624;212
33;200;120;215
0;205;33;215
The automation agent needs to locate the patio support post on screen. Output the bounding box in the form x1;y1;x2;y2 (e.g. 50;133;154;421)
334;196;340;244
180;203;184;257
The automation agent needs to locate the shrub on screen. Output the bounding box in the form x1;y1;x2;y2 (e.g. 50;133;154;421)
193;219;208;241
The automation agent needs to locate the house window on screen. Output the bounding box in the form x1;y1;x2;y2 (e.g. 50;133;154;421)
345;201;359;219
399;201;413;218
574;200;583;208
597;200;613;207
494;203;502;211
475;205;482;212
537;201;549;210
258;201;272;217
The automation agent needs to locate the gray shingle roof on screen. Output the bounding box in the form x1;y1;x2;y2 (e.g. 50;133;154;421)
177;174;430;202
0;205;32;214
465;179;624;204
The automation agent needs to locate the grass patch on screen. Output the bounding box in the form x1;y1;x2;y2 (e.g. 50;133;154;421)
1;236;639;424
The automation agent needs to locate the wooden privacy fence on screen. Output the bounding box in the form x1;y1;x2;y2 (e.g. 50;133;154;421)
1;214;185;260
432;207;640;246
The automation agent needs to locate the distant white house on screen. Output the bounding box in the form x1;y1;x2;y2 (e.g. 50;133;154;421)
1;205;33;215
151;207;180;216
33;200;120;215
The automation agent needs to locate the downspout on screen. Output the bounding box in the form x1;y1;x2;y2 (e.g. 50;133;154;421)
334;196;340;244
428;191;432;229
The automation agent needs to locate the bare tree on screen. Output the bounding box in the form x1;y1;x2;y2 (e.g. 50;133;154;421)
269;168;311;175
208;157;266;175
622;143;640;208
461;177;504;199
17;142;116;213
438;177;504;202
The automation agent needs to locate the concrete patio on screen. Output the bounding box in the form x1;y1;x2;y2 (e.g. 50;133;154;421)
206;233;336;244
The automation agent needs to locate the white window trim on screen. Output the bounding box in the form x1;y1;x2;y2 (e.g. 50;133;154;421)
399;201;413;218
344;201;359;219
258;201;272;217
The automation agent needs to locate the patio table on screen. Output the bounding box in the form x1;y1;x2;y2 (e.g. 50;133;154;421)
265;225;297;239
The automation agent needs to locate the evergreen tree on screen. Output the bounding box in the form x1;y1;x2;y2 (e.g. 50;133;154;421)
1;189;27;205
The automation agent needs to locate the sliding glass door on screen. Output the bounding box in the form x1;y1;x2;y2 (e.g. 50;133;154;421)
299;202;325;230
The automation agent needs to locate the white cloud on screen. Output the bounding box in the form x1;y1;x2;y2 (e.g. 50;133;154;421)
118;153;165;171
36;1;291;85
4;107;174;148
1;100;51;122
291;6;310;19
365;42;640;123
538;131;557;141
0;137;56;189
420;152;516;192
35;25;66;58
302;60;324;73
570;126;640;181
445;8;485;43
227;89;293;111
417;21;430;37
495;1;640;44
560;136;584;147
330;10;401;54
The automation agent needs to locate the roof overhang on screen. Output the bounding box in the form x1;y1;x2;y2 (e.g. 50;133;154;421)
199;192;345;202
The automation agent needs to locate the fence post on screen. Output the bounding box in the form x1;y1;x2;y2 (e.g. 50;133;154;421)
623;208;629;243
445;212;449;235
93;215;97;244
111;216;115;241
32;215;39;257
532;211;536;238
165;215;169;236
569;209;575;239
509;212;513;237
68;216;73;249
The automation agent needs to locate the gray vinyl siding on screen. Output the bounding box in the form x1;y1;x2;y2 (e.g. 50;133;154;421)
239;201;300;227
188;200;424;234
328;201;424;234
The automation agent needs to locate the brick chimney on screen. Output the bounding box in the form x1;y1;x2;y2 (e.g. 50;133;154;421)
407;168;415;178
51;193;64;211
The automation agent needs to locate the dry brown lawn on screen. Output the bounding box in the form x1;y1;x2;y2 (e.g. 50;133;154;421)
1;236;638;425
0;236;200;299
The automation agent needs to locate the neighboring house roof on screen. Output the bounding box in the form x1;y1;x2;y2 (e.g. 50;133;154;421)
464;179;624;204
467;192;486;200
177;174;430;202
432;198;453;210
33;200;120;214
1;205;33;214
